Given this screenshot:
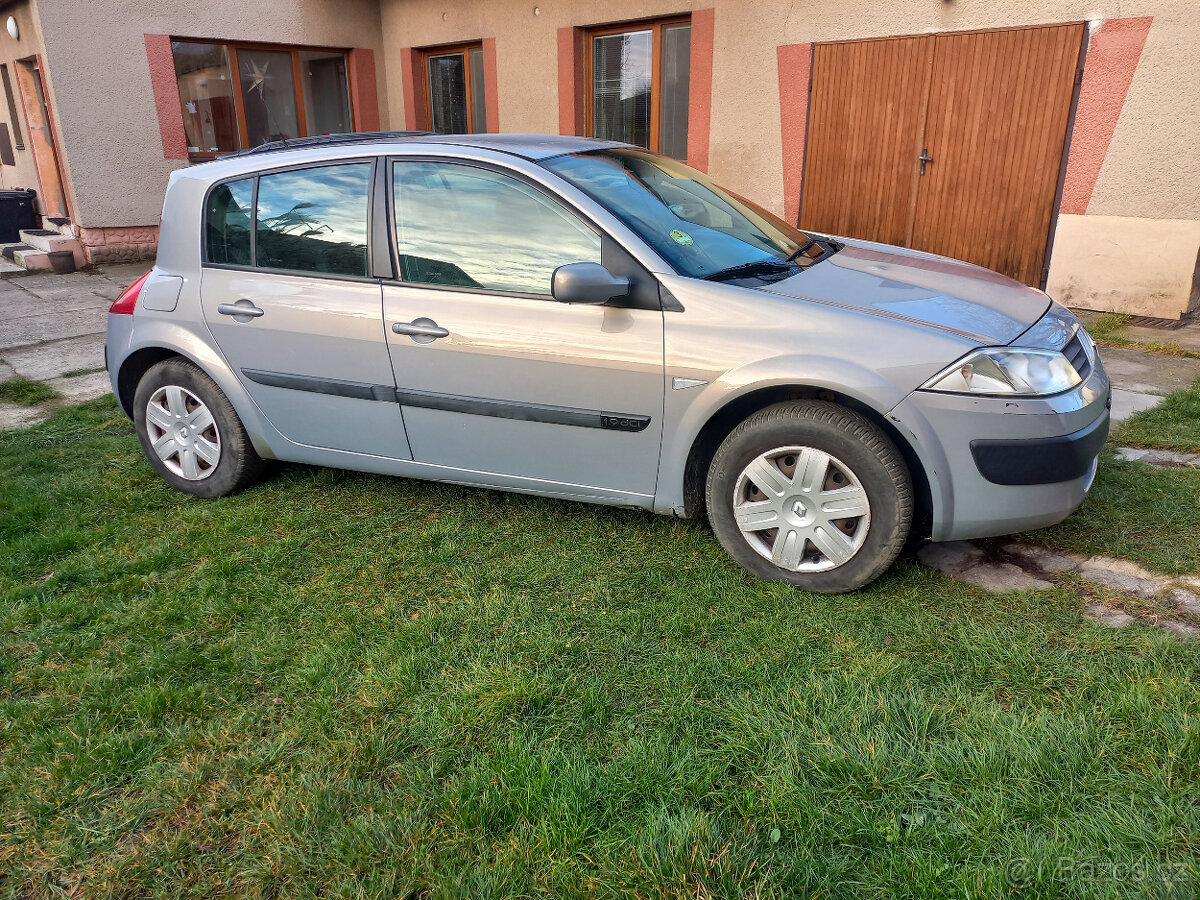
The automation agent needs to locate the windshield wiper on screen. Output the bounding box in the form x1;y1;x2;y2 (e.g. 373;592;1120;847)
703;259;799;282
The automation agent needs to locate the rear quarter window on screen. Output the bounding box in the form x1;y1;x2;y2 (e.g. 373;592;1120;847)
204;177;253;266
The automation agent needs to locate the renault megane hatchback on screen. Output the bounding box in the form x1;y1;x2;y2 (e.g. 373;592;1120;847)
106;133;1110;593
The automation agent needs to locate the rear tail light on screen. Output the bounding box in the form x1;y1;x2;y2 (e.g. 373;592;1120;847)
109;270;151;315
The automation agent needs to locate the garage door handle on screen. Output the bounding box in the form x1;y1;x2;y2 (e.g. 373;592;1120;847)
392;318;449;343
218;301;264;318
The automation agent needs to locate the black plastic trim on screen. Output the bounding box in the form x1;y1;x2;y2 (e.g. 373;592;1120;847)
970;411;1110;486
239;368;650;432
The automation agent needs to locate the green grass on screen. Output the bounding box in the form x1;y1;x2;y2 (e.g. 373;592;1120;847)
1111;376;1200;456
60;366;107;379
2;397;1198;897
1087;313;1200;360
0;375;61;406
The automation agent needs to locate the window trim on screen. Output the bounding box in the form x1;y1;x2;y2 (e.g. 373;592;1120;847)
200;156;379;284
413;41;486;134
172;38;355;160
0;64;23;149
583;15;691;156
385;155;609;302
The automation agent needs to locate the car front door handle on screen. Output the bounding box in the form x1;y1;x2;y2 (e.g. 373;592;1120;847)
392;317;449;343
217;300;265;321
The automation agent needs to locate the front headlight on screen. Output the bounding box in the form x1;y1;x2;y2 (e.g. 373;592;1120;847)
920;347;1082;396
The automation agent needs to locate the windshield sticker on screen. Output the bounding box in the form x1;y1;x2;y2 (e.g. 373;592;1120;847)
670;230;693;246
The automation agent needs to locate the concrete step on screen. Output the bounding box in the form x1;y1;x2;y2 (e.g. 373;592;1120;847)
18;228;84;269
12;246;76;273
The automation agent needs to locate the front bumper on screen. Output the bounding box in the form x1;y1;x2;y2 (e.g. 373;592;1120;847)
889;355;1111;542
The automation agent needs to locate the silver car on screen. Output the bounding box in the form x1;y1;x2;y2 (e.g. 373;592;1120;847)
106;133;1110;593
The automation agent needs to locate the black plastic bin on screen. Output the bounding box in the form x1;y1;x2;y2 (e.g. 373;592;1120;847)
0;189;37;243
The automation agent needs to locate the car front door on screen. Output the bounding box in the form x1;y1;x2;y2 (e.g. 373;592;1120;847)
381;158;664;499
200;161;411;459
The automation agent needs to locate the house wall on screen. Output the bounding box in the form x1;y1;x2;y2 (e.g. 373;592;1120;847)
0;1;49;201
378;0;1199;318
21;0;391;261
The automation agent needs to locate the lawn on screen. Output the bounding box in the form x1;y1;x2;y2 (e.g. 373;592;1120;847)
1;397;1197;898
1113;376;1200;456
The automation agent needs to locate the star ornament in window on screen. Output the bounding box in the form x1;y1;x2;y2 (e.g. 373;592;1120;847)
244;59;270;97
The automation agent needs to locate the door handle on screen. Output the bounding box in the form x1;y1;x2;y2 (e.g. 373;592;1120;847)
217;300;265;321
392;317;449;343
918;147;934;176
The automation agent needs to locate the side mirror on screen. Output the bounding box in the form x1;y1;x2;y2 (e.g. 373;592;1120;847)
551;262;630;305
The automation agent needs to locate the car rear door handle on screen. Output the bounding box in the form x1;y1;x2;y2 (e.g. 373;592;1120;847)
392;317;449;343
217;300;264;320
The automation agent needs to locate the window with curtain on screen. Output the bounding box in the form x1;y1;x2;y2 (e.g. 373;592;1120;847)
171;40;355;159
587;18;691;159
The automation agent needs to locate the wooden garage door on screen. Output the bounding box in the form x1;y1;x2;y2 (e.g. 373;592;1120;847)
800;24;1084;287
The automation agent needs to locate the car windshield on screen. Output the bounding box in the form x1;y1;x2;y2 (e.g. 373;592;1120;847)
542;148;833;280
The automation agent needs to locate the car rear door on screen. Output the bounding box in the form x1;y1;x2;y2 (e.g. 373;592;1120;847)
380;157;664;499
200;160;411;459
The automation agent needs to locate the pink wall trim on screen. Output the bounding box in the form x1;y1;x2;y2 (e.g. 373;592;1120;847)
347;48;381;132
1060;17;1153;215
686;8;715;172
777;43;813;226
482;37;501;132
557;26;583;135
144;34;188;160
399;47;420;130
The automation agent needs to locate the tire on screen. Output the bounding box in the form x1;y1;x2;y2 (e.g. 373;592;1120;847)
133;357;265;498
706;401;912;593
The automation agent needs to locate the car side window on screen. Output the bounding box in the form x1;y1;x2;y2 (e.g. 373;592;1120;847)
205;177;254;266
392;160;601;295
255;163;372;277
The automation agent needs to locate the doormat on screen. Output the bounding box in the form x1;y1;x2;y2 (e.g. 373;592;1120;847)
1125;316;1185;331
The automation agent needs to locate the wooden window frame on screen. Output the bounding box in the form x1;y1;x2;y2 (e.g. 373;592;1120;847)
583;15;690;155
413;41;486;134
172;38;354;161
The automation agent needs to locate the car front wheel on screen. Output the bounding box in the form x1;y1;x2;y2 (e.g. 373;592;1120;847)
133;357;264;498
706;401;913;593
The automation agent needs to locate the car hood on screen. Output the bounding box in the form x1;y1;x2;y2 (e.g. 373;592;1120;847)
760;238;1051;345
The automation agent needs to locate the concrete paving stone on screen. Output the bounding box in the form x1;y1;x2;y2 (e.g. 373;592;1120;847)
1116;447;1200;468
0;358;14;380
1077;556;1169;598
47;372;111;404
1159;620;1199;639
1167;589;1200;618
0;402;49;430
1108;388;1162;424
918;542;1052;591
999;542;1084;574
1084;603;1134;628
0;334;105;380
0;308;107;350
917;541;982;574
1097;346;1200;396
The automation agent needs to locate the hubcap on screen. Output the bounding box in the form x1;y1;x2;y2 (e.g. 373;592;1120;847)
732;445;871;573
144;385;221;480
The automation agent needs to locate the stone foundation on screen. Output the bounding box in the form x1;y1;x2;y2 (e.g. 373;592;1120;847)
76;225;159;265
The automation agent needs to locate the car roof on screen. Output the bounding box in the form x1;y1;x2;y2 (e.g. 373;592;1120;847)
221;131;629;161
176;132;633;184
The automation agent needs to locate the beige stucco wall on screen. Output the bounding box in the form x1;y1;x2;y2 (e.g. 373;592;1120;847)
26;0;391;229
0;1;47;199
379;0;1198;315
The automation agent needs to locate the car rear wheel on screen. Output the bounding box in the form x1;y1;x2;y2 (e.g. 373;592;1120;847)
706;401;912;593
133;357;264;498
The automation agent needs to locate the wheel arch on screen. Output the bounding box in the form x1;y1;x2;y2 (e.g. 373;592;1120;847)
679;384;933;540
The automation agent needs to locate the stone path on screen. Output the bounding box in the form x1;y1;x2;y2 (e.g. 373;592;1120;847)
0;263;146;429
919;540;1200;639
1098;346;1200;422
